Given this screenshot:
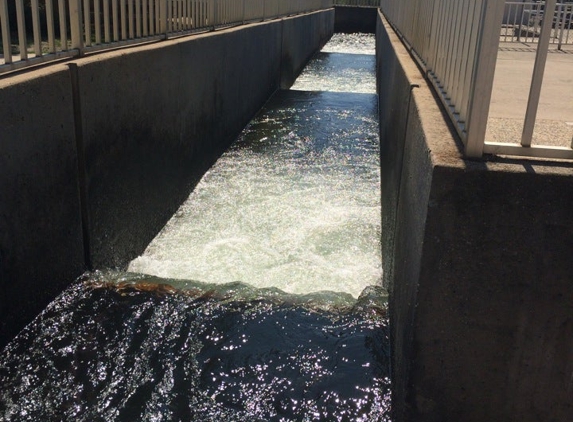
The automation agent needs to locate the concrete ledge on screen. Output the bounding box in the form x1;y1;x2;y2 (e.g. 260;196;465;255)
0;10;334;348
377;10;573;422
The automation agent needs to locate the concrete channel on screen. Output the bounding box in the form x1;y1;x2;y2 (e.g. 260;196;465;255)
0;10;334;347
1;4;572;421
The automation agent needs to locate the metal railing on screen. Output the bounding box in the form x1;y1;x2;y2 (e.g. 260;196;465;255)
0;0;332;74
380;0;573;160
502;1;573;49
333;0;379;7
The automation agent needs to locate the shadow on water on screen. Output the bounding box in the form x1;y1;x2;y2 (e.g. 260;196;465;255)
0;272;390;421
232;90;378;158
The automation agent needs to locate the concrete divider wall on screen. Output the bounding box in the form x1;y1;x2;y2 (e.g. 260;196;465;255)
0;9;334;347
376;21;428;419
377;11;573;422
0;67;86;348
334;6;377;34
280;9;334;88
78;23;285;269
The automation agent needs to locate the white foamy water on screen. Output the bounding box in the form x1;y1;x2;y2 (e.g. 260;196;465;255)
129;35;380;298
291;33;376;93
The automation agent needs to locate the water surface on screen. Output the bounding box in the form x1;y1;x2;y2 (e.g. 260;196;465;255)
0;34;390;421
129;34;380;298
0;273;390;421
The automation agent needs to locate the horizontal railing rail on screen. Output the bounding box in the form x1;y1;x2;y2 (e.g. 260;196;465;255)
0;0;332;74
380;0;573;160
333;0;379;7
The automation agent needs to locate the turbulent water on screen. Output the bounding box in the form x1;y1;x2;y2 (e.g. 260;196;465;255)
292;34;376;93
0;34;390;421
0;273;390;421
129;33;380;298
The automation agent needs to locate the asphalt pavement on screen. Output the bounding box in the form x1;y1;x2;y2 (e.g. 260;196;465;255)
486;43;573;147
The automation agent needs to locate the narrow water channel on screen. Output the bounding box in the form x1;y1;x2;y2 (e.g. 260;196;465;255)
128;33;380;298
0;34;390;421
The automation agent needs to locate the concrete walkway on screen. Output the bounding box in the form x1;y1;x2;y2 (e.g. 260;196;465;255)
486;44;573;148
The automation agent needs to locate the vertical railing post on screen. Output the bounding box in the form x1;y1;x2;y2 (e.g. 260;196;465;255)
213;0;218;28
160;0;168;35
517;3;523;43
83;0;91;46
142;0;147;33
556;2;564;51
69;0;84;53
104;0;110;42
168;0;173;32
15;0;28;59
95;0;102;44
31;0;42;56
0;0;13;63
46;0;57;53
59;0;68;50
464;0;505;158
521;0;557;147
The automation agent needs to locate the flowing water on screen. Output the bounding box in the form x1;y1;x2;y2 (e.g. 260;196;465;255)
0;34;390;421
129;33;380;298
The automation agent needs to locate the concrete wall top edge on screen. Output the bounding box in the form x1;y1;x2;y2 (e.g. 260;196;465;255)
0;10;330;83
69;20;284;68
282;8;334;22
0;63;70;88
378;13;463;168
378;14;424;88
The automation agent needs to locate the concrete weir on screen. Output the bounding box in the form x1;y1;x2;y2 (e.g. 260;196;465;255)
377;10;573;422
0;10;334;347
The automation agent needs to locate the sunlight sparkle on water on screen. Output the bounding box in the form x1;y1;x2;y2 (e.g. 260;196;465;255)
129;35;380;298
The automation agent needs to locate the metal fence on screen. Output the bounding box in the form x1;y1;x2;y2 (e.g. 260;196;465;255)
380;0;573;160
333;0;379;7
502;1;573;48
0;0;332;74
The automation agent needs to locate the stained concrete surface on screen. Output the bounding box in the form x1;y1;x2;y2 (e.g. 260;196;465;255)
0;67;86;348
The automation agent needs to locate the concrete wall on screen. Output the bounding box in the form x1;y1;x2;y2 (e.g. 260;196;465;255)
0;67;86;349
334;6;377;34
0;9;334;348
281;9;334;88
377;11;573;422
